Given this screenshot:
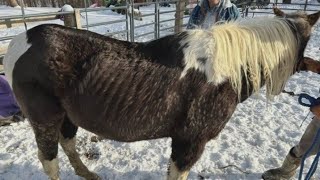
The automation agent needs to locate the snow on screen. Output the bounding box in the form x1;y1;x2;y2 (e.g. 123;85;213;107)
61;4;74;12
1;4;320;180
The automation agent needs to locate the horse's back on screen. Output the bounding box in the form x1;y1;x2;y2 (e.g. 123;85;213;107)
6;24;118;92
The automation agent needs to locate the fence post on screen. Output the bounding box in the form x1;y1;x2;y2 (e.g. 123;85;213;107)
61;4;76;27
129;0;135;42
245;7;249;17
304;0;308;11
157;0;160;39
19;0;27;30
84;0;89;30
4;19;12;28
125;0;130;42
74;9;82;29
154;0;159;39
175;0;184;33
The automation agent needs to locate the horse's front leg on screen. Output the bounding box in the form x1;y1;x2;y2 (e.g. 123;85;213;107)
166;86;237;180
59;117;100;180
167;138;207;180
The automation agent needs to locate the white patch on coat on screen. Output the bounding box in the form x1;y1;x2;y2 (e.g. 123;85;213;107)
42;158;60;180
179;30;226;85
59;136;100;179
38;150;59;180
3;32;32;87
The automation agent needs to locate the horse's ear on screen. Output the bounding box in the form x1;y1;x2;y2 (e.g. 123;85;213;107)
307;11;320;26
273;7;285;17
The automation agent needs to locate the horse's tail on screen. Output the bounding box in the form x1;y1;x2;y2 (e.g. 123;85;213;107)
3;31;32;88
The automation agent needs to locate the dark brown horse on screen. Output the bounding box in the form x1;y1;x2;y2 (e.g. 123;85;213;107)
3;8;320;180
298;57;320;74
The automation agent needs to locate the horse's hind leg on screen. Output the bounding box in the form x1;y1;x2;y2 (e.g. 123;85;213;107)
167;138;207;180
14;85;64;180
59;117;100;180
36;126;60;180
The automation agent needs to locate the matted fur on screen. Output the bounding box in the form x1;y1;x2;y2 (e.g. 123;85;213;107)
184;17;299;98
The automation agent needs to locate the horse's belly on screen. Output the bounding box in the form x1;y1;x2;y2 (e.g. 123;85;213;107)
63;95;174;142
62;62;181;141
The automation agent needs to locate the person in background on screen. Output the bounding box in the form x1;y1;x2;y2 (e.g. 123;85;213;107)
262;57;320;180
187;0;240;29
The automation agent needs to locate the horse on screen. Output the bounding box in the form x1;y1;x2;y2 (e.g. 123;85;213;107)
298;57;320;74
3;8;320;180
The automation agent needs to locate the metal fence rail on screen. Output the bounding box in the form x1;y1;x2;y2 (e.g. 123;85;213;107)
245;2;320;17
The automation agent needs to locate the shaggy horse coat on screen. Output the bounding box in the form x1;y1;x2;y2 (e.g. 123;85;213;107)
3;8;320;180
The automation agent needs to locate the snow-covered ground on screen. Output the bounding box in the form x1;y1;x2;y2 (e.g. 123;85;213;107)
1;4;320;180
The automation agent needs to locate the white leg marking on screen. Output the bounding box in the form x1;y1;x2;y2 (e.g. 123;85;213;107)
60;136;100;180
167;158;189;180
3;32;32;87
38;151;60;180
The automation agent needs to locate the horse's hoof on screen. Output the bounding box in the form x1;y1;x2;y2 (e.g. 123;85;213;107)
79;171;100;180
88;173;101;180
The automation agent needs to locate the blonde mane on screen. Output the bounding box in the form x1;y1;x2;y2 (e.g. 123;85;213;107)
183;17;299;99
212;18;299;97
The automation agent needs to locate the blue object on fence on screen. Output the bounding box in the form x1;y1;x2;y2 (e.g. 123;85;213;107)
298;128;320;180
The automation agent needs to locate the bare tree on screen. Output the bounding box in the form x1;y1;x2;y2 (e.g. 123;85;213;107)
6;0;19;7
174;0;185;33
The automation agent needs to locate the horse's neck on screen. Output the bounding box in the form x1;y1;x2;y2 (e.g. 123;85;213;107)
137;33;188;68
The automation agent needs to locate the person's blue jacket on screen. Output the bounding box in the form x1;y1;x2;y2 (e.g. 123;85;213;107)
187;0;240;29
